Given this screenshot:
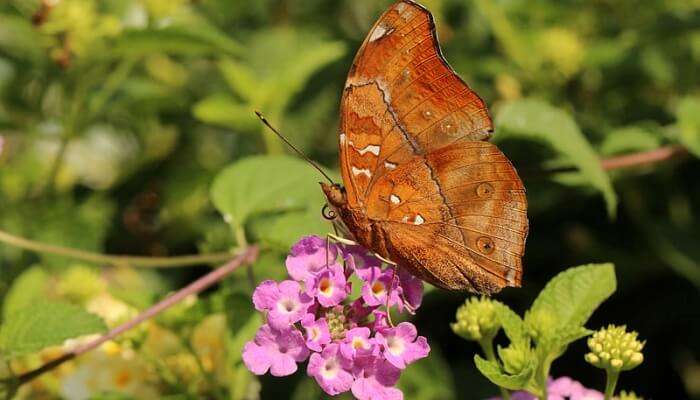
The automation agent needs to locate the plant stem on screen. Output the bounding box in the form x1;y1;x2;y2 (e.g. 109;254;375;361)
604;370;619;400
479;338;511;400
4;246;258;390
0;229;236;268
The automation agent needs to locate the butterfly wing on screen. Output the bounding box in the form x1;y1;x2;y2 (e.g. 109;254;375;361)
367;140;528;292
339;0;492;209
337;0;528;292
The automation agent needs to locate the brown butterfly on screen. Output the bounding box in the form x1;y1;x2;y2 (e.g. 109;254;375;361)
317;0;528;294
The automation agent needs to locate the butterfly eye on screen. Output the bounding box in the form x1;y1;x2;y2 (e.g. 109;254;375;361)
476;236;495;255
476;183;494;198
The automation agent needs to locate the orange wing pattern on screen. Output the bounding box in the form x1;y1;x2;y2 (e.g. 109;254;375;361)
339;0;492;209
336;0;528;293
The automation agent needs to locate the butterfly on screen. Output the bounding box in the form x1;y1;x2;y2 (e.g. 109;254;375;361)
320;0;529;294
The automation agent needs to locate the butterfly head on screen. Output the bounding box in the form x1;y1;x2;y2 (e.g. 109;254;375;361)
320;182;347;209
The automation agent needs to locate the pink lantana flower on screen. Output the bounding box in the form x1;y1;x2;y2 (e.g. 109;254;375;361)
375;322;430;369
490;376;604;400
301;314;331;352
242;324;309;377
359;267;401;308
340;327;374;361
243;236;429;399
252;280;313;330
310;263;349;307
286;235;338;281
351;356;403;400
307;344;354;395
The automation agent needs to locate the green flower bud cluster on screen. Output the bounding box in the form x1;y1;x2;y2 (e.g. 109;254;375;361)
585;325;644;372
326;307;348;341
451;297;501;341
498;341;534;375
616;390;644;400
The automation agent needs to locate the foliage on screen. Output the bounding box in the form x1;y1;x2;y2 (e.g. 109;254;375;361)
0;0;698;399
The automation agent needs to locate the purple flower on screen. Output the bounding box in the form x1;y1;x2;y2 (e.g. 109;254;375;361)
340;327;374;361
242;324;309;377
307;344;354;395
359;267;401;308
301;314;331;352
252;280;312;330
351;356;403;400
243;236;429;399
310;263;349;307
489;376;603;400
286;235;337;281
375;322;430;369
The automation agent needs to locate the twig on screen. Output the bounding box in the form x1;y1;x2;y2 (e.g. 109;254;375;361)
540;145;689;175
9;246;258;388
600;145;688;171
0;229;236;268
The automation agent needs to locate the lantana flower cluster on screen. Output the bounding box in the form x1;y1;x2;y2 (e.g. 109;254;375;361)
242;236;429;399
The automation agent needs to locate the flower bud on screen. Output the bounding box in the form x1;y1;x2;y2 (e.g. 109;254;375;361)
616;390;644;400
585;325;645;372
498;341;533;375
451;297;501;341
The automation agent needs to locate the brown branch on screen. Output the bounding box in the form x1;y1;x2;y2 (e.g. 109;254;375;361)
9;246;258;388
539;145;690;175
0;229;236;268
600;144;689;171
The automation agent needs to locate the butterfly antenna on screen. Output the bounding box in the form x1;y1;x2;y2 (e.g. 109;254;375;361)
255;111;334;184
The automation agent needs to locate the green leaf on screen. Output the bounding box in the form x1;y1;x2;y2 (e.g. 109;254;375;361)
192;94;258;131
496;99;617;216
114;26;242;57
675;96;700;157
210;155;329;229
600;126;662;156
525;263;616;340
2;266;49;318
218;58;259;103
537;325;592;360
249;207;330;250
0;302;106;357
493;302;526;344
473;355;534;390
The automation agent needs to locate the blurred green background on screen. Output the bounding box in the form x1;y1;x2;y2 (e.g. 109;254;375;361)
1;0;699;399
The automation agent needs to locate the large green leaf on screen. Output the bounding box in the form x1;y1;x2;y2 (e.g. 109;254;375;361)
525;263;616;339
496;99;617;216
0;302;106;357
473;355;534;390
210;155;329;232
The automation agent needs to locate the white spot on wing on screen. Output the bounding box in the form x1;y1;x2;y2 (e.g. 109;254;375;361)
369;24;394;42
402;215;409;223
384;161;397;170
351;166;371;178
396;2;407;13
390;194;401;204
414;214;424;225
357;144;380;156
339;133;346;144
506;270;516;285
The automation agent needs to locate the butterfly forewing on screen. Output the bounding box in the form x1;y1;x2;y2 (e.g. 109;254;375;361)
336;0;528;293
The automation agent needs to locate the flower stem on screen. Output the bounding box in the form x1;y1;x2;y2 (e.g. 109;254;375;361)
0;229;236;268
478;338;511;400
604;370;619;400
2;246;258;391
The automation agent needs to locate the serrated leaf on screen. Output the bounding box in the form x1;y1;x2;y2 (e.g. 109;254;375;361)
675;96;700;157
210;155;329;229
2;266;49;318
473;355;534;390
525;263;616;340
496;99;617;216
0;302;106;357
537;325;592;360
